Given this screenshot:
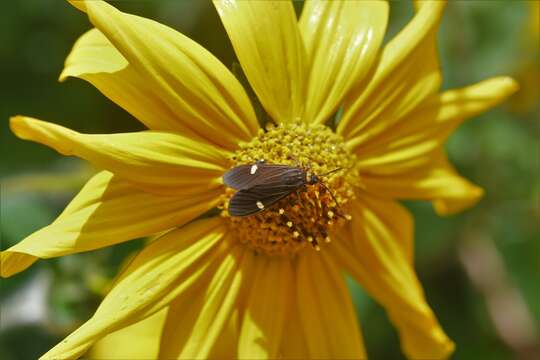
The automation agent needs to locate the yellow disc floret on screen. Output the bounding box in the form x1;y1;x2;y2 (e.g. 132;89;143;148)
220;122;357;256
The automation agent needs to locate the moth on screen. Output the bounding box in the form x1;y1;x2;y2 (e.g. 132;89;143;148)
223;160;340;217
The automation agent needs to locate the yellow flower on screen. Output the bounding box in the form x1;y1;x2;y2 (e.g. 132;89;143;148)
2;0;517;359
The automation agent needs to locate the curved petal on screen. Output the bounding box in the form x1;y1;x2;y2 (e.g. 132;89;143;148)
296;251;366;359
67;0;258;150
88;307;168;359
1;171;221;277
330;195;455;359
214;0;307;123
360;153;484;215
354;77;518;214
10;116;228;196
40;217;230;359
238;256;293;359
60;28;193;136
338;1;445;146
158;245;249;359
299;0;388;124
352;77;519;155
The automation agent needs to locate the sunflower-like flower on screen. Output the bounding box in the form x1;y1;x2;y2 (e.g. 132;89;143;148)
2;0;517;359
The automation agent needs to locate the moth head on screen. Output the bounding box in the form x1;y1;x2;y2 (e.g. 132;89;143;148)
308;173;319;185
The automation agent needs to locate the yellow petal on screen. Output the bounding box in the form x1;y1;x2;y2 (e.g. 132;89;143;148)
1;171;221;277
353;77;518;214
360;151;484;215
238;256;293;359
41;217;230;359
60;28;194;137
67;0;258;150
10;116;227;196
178;246;249;359
279;279;310;359
338;1;445;146
89;307;168;359
300;0;389;124
159;244;249;359
158;290;239;359
296;251;366;359
158;290;208;359
208;309;241;359
330;195;455;359
353;77;519;156
214;0;307;123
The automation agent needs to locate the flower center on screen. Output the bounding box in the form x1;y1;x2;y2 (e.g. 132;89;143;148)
220;122;357;256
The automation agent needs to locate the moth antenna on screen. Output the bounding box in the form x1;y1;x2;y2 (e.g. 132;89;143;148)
319;167;342;178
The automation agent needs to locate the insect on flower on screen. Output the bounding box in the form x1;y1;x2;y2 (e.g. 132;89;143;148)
223;160;343;217
2;0;520;358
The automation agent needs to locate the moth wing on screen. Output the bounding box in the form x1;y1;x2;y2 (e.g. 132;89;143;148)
228;182;298;217
223;163;299;190
223;164;253;190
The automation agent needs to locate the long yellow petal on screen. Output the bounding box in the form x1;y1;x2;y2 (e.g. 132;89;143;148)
159;244;247;359
60;28;195;136
40;217;230;359
158;293;240;359
279;274;310;359
89;307;168;359
330;195;454;359
177;244;247;359
10;116;228;196
353;77;519;156
1;171;221;277
354;77;517;214
67;0;258;150
208;310;241;359
214;0;307;123
361;154;484;215
238;256;292;359
338;1;445;146
296;251;366;359
300;0;388;125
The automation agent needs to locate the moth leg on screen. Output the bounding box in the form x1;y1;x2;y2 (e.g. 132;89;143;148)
295;185;313;215
313;184;325;219
295;188;304;207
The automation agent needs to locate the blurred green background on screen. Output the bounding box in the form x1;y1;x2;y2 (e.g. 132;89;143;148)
1;1;538;359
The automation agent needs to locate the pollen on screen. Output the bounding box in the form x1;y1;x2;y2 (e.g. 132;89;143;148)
220;122;357;256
